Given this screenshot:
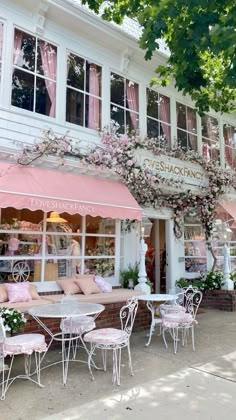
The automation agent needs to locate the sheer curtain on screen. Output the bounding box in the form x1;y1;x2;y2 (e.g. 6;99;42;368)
88;64;100;129
0;23;3;61
39;41;57;117
187;108;197;151
160;96;170;144
13;29;23;68
126;80;139;130
224;127;233;166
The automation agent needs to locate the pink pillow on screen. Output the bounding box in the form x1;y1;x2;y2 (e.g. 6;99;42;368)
57;278;82;294
95;276;112;293
0;284;8;303
75;275;100;295
6;282;32;303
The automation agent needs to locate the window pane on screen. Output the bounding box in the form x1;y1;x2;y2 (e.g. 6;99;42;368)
185;257;207;272
187;107;197;134
111;72;125;106
36;77;56;117
0;22;3;61
85;237;115;256
159;95;170;123
66;88;84;126
177;129;188;150
84;258;115;276
111;104;125;133
147;118;160;138
86;62;101;97
86;216;115;234
126;79;139;112
202;115;219;141
12;69;34;111
67;53;84;90
160;122;171;146
37;41;57;80
202;139;220;161
85;94;101;130
176;102;186;130
223;124;236;148
147;88;159;119
14;29;35;71
188;133;197;151
126;110;139;133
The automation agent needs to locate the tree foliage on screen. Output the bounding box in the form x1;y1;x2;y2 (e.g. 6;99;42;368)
82;0;236;115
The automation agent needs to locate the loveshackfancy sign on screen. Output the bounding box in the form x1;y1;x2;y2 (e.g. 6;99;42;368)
137;151;209;188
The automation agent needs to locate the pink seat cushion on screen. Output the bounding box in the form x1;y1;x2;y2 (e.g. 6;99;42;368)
60;316;96;334
95;276;112;293
84;328;128;345
6;282;32;303
162;312;194;328
3;333;47;356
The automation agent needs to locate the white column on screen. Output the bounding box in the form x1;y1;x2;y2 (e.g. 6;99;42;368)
165;219;185;292
222;244;234;290
134;231;151;294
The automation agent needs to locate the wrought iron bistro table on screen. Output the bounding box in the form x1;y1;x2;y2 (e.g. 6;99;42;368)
138;294;177;346
28;302;105;386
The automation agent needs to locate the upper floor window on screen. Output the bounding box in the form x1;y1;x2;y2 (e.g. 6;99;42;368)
176;102;197;151
11;29;57;117
201;115;219;161
147;89;171;147
110;72;139;134
223;123;236;169
66;53;102;130
0;22;3;86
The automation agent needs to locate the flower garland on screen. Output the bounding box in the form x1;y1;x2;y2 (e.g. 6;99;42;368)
15;129;236;239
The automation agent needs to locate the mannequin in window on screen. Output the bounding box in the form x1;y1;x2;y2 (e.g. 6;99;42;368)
7;234;20;256
68;239;81;275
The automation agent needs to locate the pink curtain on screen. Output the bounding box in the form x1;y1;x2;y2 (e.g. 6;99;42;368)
187;108;197;151
13;29;23;67
0;23;3;61
88;64;100;129
126;80;139;130
224;127;233;166
39;40;57;117
160;96;170;145
202;143;211;161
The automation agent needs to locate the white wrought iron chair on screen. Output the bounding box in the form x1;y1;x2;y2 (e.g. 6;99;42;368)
0;317;47;400
161;289;202;354
60;294;97;360
84;296;138;386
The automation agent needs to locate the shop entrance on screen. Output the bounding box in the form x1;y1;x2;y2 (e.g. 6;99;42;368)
145;219;166;293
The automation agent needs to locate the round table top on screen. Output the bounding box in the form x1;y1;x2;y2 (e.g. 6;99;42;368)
137;294;177;302
28;302;105;318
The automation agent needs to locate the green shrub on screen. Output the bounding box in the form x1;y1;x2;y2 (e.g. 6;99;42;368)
176;271;224;291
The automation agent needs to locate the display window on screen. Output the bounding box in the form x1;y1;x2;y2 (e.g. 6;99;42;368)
0;208;117;283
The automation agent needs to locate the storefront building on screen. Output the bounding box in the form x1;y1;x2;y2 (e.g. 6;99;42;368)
0;0;236;292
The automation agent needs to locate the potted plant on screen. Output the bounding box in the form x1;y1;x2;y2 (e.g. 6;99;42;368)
0;307;27;335
120;263;139;289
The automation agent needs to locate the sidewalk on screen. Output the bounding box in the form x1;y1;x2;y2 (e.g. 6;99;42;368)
1;308;236;419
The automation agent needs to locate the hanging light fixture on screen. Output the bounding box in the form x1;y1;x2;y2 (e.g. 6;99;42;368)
141;217;153;237
46;211;68;223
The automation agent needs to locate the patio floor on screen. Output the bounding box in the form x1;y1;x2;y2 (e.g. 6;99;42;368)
1;308;236;419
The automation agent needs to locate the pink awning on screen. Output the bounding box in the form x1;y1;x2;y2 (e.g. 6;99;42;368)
219;202;236;221
0;163;142;220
